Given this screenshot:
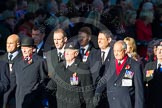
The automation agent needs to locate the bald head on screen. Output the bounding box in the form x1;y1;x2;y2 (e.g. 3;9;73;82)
6;34;20;53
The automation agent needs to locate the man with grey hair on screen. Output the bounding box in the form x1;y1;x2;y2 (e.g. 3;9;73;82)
46;40;94;108
94;40;144;108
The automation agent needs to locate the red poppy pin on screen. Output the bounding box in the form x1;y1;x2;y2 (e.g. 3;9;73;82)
125;64;130;70
85;51;90;56
28;59;32;64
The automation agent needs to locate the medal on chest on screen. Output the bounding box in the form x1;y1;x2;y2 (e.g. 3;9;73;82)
70;72;79;85
122;64;134;86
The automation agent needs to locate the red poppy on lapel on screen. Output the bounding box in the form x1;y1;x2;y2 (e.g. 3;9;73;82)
85;51;90;56
125;64;130;70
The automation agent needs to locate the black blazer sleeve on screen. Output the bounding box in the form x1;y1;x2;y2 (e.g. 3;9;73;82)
0;61;9;94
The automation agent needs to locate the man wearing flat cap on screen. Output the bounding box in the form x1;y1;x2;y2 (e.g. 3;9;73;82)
144;40;162;108
46;40;94;108
11;36;48;108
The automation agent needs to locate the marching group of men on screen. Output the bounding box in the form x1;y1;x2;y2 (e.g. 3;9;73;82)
0;25;162;108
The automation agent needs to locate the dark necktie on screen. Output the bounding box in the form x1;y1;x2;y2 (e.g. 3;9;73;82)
58;52;62;62
118;61;121;66
9;54;13;61
158;64;161;72
101;51;105;64
80;48;85;56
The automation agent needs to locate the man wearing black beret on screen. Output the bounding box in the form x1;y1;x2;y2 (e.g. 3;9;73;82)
46;40;94;108
11;36;48;108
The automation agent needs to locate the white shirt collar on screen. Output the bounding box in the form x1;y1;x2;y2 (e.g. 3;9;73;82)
37;41;44;52
8;50;19;60
157;61;162;68
101;47;110;61
57;47;65;55
66;60;75;68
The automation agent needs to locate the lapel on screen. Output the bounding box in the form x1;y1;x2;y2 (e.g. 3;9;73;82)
105;48;111;62
12;51;22;62
86;44;92;53
37;42;45;56
153;61;157;69
51;49;59;67
114;57;132;82
153;61;158;73
98;49;102;62
68;60;79;72
104;48;114;66
22;54;37;70
105;59;118;88
106;57;132;88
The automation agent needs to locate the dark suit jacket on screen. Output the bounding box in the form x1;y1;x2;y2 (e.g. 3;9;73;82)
87;48;113;108
96;57;144;108
79;43;96;63
144;61;162;108
0;51;22;107
11;54;48;108
45;49;64;78
0;52;22;72
47;59;94;108
87;47;114;86
0;61;9;108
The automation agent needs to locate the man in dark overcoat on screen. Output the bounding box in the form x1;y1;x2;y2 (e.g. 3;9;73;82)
0;61;9;108
144;40;162;108
0;34;22;108
11;36;48;108
94;40;144;108
47;40;94;108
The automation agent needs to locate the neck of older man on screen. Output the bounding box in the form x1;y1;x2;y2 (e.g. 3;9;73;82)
66;59;75;67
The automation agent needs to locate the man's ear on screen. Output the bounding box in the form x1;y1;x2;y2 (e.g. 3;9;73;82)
108;37;112;43
74;51;79;57
88;35;91;41
17;42;20;48
64;37;68;43
32;47;36;53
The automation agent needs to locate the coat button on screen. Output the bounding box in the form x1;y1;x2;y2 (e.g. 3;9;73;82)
113;97;115;100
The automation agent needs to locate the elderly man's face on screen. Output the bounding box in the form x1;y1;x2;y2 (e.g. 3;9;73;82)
64;49;78;62
113;42;126;61
21;46;33;58
157;46;162;59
